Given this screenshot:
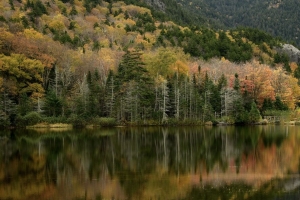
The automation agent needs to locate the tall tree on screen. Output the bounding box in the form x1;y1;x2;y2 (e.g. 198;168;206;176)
116;50;154;122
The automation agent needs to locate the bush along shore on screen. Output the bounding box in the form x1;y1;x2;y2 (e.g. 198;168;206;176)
1;108;298;130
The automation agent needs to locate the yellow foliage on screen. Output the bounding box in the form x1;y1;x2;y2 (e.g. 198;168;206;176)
290;62;298;72
98;6;109;14
180;26;190;32
215;32;219;39
260;52;273;65
10;9;23;21
48;19;66;32
241;37;248;43
0;28;13;48
286;76;300;109
112;1;126;7
144;47;189;79
98;48;120;70
262;42;273;53
0;53;45;97
170;60;189;75
271;67;300;109
101;38;111;48
124;4;151;17
251;44;260;56
226;31;235;42
135;34;153;50
124;18;136;26
55;0;66;11
155;75;166;86
23;28;45;39
74;0;83;7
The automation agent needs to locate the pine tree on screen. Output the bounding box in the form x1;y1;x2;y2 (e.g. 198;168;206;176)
248;101;261;123
115;50;154;122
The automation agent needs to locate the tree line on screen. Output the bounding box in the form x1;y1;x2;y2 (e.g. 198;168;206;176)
1;49;295;128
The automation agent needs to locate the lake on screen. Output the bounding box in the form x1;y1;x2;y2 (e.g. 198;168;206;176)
1;125;300;200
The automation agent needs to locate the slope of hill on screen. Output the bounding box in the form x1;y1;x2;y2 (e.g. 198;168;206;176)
174;0;300;47
0;0;300;127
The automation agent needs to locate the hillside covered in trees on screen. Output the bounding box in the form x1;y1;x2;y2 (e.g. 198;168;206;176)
173;0;300;47
0;0;300;127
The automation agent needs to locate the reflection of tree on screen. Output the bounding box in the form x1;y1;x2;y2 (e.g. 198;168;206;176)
179;179;300;200
1;125;299;200
0;130;49;199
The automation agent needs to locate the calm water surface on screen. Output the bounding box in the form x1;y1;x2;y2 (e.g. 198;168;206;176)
1;125;300;200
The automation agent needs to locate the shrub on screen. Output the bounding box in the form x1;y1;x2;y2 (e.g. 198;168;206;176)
66;114;87;127
16;112;42;127
219;116;235;124
97;117;117;127
43;116;67;124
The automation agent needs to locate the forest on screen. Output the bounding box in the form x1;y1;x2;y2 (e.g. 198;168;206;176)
0;0;300;127
173;0;300;47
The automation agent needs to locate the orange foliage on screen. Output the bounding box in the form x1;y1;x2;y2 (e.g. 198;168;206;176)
85;15;99;24
290;62;298;72
192;58;300;108
170;60;189;76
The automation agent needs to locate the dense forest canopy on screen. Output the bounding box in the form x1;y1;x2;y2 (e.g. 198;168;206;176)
0;0;300;127
171;0;300;47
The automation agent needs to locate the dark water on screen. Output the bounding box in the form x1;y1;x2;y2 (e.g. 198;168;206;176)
1;125;300;200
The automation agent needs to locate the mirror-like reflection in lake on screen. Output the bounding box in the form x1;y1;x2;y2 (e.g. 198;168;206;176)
1;125;300;200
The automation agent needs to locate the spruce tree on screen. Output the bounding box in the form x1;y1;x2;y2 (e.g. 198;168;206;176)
248;101;261;123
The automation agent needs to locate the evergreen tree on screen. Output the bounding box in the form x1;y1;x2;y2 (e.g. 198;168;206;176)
44;90;62;117
0;91;16;126
261;98;274;113
248;101;261;123
274;96;288;110
116;50;154;122
18;93;32;116
233;73;240;91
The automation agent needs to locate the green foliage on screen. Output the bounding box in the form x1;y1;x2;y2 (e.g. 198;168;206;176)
43;116;67;124
263;110;290;118
18;93;32;116
94;117;117;127
69;5;78;15
44;90;62;117
28;0;48;20
69;21;76;30
9;0;15;10
179;28;254;62
261;98;274;113
274;96;288;111
248;101;261;123
0;16;6;22
174;0;298;46
66;114;87;127
220;116;235;124
0;0;297;128
21;16;29;28
274;53;291;72
116;51;155;121
0;111;10;128
16;111;42;126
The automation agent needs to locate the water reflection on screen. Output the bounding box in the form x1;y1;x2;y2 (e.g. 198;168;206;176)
1;126;300;199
